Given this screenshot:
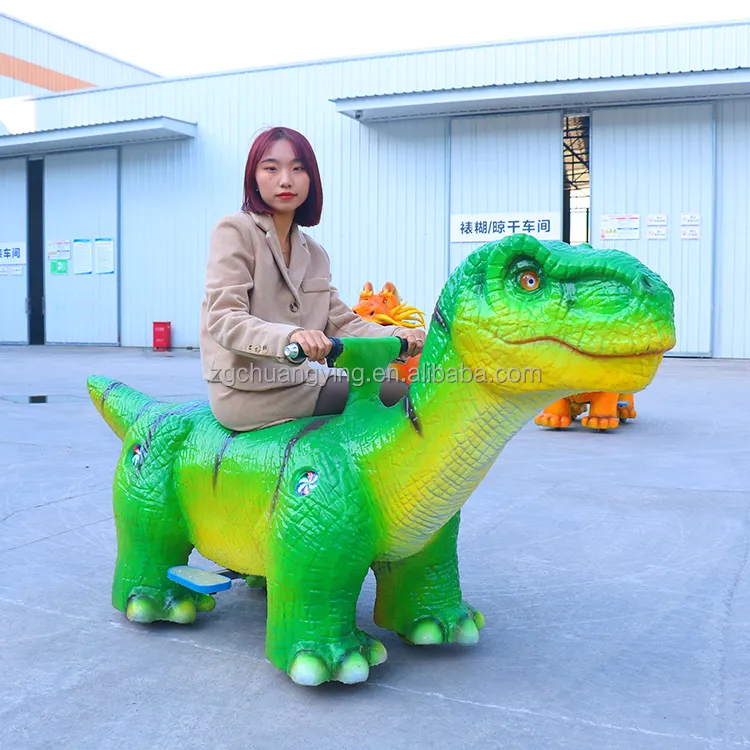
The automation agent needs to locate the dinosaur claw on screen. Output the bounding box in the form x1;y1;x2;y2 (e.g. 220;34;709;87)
289;652;330;687
472;609;485;630
195;594;216;612
406;618;445;645
166;598;197;624
335;652;370;684
455;616;480;645
367;640;388;666
126;594;160;623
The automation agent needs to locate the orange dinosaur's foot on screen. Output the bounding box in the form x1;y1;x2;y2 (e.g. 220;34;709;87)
535;397;573;429
534;412;572;429
617;395;636;421
580;415;620;430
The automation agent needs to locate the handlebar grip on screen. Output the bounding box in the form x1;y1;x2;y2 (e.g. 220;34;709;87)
284;336;407;366
326;337;344;365
283;337;345;366
283;342;307;364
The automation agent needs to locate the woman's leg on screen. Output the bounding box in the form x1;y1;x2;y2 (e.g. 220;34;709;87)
312;376;349;416
379;378;409;406
313;373;409;416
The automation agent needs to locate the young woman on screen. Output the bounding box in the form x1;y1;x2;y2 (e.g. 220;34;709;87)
200;126;424;432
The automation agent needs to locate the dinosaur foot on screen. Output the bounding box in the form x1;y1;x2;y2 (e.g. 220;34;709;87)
244;574;267;589
534;413;572;429
580;415;619;430
287;630;387;687
618;406;637;421
125;586;216;625
398;603;485;646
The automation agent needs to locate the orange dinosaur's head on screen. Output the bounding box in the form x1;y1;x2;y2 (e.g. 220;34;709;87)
352;282;425;328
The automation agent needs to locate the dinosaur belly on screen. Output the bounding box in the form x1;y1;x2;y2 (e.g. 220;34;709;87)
174;467;273;577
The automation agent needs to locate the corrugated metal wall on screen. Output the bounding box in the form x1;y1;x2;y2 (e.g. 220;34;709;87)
590;103;715;356
111;70;449;347
0;13;159;100
44;149;119;344
715;99;750;359
326;21;750;98
10;19;748;110
449;112;563;271
0;157;27;343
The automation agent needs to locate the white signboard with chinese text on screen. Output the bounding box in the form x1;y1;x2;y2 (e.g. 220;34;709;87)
681;213;701;225
72;239;93;274
47;240;71;261
599;215;640;240
647;214;668;226
681;226;701;239
0;242;27;265
648;227;668;239
95;238;115;274
450;213;561;243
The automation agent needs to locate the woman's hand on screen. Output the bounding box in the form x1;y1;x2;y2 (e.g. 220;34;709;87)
400;330;424;359
289;330;332;363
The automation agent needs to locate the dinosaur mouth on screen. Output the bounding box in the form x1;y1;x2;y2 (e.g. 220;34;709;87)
505;336;670;359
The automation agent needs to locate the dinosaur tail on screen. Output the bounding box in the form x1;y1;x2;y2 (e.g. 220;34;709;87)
87;376;159;440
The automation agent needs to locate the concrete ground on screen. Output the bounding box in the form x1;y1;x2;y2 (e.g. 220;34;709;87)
0;345;748;750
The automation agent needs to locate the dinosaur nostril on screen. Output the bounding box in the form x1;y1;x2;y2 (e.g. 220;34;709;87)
640;273;654;293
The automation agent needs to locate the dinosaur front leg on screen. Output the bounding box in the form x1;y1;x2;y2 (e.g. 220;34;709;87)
580;391;621;430
534;397;573;428
264;485;386;686
372;512;484;646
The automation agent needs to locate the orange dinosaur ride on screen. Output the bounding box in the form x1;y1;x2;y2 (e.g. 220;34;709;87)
534;392;637;430
351;282;425;384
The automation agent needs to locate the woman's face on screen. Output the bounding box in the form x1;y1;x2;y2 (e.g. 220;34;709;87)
255;138;310;216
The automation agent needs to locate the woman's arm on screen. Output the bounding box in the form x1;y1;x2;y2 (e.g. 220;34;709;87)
204;217;303;359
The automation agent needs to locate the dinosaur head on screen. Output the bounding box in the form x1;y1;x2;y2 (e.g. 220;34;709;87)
352;282;425;328
434;234;676;396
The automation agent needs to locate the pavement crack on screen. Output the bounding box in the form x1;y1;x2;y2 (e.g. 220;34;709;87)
0;516;112;555
369;682;724;744
1;488;104;523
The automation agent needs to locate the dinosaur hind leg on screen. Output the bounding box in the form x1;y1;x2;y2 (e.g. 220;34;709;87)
372;511;484;646
111;425;215;624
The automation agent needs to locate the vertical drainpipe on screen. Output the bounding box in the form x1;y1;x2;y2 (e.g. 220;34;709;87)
444;118;452;285
116;146;122;346
709;101;718;359
561;111;567;244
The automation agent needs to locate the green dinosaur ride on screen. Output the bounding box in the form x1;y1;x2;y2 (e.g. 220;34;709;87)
88;233;675;687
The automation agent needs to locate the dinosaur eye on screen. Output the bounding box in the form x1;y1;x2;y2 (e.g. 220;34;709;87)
519;271;540;291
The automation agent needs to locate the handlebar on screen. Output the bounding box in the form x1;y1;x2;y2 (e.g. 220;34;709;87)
283;336;408;366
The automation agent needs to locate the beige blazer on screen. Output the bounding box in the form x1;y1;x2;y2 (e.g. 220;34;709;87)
200;210;419;411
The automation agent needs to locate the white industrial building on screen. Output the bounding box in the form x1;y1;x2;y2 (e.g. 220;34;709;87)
0;13;748;358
